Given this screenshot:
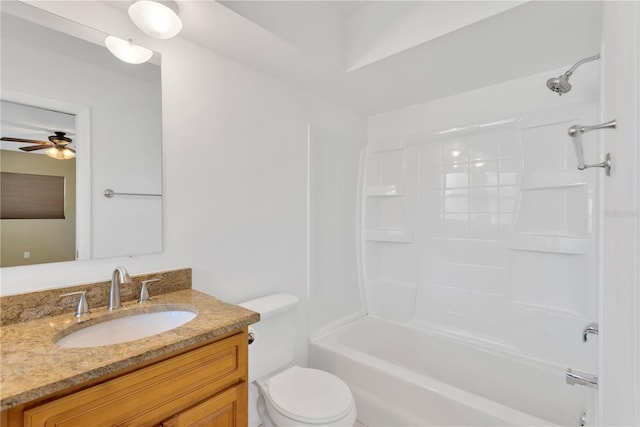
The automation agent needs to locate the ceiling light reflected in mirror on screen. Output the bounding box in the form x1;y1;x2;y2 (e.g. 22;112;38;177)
46;146;75;160
104;35;153;64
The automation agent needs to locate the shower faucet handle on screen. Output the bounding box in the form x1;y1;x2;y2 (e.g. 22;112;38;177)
567;119;616;176
582;322;599;342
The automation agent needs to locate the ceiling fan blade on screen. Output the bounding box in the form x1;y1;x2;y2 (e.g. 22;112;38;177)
1;136;49;144
19;144;54;152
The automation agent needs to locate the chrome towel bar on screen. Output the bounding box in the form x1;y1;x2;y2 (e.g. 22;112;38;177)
103;188;162;198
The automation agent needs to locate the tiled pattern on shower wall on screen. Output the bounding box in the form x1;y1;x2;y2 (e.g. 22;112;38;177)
363;102;599;366
411;126;521;345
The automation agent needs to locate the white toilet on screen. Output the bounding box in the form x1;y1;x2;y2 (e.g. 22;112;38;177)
240;293;357;427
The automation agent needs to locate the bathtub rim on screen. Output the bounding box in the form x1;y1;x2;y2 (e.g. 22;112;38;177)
310;316;566;426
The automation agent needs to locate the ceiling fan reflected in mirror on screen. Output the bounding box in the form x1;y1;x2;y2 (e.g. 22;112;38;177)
1;131;75;160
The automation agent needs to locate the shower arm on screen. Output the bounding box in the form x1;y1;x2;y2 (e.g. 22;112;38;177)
568;119;617;137
563;54;601;77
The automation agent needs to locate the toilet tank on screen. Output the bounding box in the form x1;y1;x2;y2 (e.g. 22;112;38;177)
239;293;299;381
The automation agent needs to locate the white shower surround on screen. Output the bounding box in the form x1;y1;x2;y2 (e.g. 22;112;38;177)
362;100;600;366
310;67;604;425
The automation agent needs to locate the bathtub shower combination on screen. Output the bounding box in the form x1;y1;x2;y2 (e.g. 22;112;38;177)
311;317;591;426
310;94;607;426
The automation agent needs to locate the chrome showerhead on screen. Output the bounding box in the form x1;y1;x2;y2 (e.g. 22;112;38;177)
546;73;572;95
546;53;600;96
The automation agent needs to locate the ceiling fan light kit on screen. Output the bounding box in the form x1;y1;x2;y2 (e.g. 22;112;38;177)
46;147;75;160
128;0;182;39
1;131;76;160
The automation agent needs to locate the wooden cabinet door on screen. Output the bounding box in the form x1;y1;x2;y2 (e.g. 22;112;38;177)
161;383;247;427
23;333;247;427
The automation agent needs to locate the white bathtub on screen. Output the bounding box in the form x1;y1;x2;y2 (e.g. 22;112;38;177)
309;316;591;426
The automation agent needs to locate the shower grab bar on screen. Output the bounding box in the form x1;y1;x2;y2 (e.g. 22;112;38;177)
567;119;616;176
104;188;162;198
566;368;598;388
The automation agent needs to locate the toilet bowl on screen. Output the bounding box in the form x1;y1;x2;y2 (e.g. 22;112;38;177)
239;293;357;427
256;366;357;427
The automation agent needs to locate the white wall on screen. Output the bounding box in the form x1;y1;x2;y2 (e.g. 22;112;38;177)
160;36;365;304
599;2;640;425
308;124;365;337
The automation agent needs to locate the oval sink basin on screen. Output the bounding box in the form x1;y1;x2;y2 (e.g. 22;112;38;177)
56;310;197;348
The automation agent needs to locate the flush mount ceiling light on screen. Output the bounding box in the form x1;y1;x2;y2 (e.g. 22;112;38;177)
128;0;183;39
104;35;153;64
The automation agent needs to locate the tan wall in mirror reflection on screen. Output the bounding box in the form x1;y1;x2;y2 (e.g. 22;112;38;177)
1;150;75;267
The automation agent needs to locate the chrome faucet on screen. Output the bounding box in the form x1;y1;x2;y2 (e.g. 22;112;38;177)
108;266;131;310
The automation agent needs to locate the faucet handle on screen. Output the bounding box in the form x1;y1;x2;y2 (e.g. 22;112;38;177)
60;291;91;317
138;278;161;303
583;322;599;342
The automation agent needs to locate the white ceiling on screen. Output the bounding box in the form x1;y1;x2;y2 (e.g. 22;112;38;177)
169;0;603;114
326;1;371;17
100;1;602;115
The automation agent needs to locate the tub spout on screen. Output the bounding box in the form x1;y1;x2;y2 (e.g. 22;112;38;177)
566;368;598;388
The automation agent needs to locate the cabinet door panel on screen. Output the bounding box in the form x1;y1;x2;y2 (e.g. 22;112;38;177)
162;382;246;427
23;333;247;427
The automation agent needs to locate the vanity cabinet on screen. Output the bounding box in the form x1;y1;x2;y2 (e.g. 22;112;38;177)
9;330;248;427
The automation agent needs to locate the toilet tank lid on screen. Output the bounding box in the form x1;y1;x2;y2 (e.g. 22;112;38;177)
239;293;299;320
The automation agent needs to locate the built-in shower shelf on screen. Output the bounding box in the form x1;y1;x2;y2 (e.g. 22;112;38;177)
365;184;405;196
508;234;590;254
368;138;406;153
365;229;414;243
520;171;587;190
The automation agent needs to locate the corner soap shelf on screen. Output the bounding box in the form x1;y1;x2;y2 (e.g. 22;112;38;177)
509;171;591;255
368;138;406;153
364;229;414;243
363;138;415;244
508;234;590;255
365;184;405;197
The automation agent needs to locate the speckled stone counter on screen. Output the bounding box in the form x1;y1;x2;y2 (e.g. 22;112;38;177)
0;288;260;411
0;268;193;326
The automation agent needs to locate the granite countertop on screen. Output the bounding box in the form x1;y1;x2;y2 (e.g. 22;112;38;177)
0;289;260;411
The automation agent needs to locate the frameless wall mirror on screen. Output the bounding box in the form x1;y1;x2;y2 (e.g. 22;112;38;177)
0;2;163;268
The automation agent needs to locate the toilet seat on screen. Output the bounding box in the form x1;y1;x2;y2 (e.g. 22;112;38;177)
258;366;355;425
